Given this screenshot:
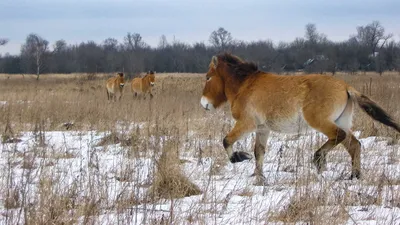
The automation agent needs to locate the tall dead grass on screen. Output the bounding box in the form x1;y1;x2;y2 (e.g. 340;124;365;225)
0;72;399;224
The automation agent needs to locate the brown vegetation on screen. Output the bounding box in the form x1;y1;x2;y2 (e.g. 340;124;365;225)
0;72;399;224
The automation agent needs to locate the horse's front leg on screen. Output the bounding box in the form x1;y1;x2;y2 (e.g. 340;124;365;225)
223;119;255;163
118;89;123;101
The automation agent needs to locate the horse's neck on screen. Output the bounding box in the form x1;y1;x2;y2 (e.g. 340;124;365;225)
223;74;243;104
141;76;149;87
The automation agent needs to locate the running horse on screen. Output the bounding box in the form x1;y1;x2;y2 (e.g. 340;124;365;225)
200;53;400;184
106;72;125;101
131;70;156;99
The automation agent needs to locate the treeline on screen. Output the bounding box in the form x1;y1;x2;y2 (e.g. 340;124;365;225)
0;21;399;78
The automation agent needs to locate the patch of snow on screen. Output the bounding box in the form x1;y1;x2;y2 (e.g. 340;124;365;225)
1;129;399;224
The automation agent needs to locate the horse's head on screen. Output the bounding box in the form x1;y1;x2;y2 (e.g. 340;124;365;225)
148;71;155;86
117;72;125;88
201;56;227;110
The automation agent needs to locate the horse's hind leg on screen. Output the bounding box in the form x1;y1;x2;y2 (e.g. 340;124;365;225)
303;91;350;175
341;135;361;179
335;99;361;179
313;125;347;172
303;105;347;174
312;123;347;174
252;125;270;185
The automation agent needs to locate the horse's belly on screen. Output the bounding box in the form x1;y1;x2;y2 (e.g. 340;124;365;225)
264;113;310;134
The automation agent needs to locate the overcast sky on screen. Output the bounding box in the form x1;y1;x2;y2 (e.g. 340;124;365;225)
1;0;399;55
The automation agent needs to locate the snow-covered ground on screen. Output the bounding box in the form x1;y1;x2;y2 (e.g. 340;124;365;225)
1;126;400;224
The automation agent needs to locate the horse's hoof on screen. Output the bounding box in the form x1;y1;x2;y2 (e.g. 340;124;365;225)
230;151;252;163
312;154;327;174
254;176;267;186
250;173;267;186
349;171;361;180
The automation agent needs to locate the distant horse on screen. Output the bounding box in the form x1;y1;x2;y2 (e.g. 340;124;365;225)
106;72;125;101
200;53;400;184
131;70;156;99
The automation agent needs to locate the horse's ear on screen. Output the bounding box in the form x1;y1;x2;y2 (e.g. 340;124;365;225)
211;56;218;69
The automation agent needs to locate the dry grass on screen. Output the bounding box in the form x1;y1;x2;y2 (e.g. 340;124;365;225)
0;72;400;224
0;72;205;132
147;139;202;200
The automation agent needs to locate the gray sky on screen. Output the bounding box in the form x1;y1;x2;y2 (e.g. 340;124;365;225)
1;0;399;55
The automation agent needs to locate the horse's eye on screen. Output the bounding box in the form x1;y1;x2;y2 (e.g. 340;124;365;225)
206;77;212;82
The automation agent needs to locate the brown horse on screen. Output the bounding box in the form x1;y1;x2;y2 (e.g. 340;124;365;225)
106;72;125;101
201;53;400;183
131;70;156;99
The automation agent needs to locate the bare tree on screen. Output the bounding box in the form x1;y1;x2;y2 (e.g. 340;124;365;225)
305;24;318;44
103;38;118;51
305;23;328;44
356;21;393;56
123;33;146;74
0;38;8;46
355;21;393;75
209;27;233;51
102;38;119;72
124;32;144;51
158;35;168;49
50;40;69;73
21;34;49;80
53;39;67;53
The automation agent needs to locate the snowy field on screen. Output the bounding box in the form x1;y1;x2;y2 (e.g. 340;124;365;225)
1;73;400;224
1;123;400;224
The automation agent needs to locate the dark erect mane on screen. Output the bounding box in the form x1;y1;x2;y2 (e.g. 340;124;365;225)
143;70;154;78
217;53;258;79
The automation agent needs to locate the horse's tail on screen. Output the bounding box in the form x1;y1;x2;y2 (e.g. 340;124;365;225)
347;86;400;132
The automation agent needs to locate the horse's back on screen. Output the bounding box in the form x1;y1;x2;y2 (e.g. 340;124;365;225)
245;73;349;109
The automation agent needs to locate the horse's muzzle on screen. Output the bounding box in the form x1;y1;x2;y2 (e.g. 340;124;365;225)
150;82;155;86
120;84;125;88
200;96;214;110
